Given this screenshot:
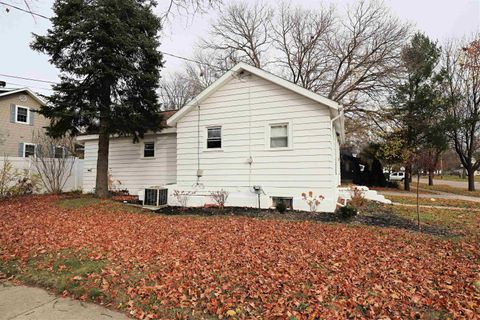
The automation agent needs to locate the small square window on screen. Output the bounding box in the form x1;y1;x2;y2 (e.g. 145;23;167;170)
270;123;289;148
24;144;36;157
16;107;28;123
207;127;221;149
144;142;155;158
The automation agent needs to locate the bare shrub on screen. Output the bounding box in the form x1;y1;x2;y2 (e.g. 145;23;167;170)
0;158;19;198
31;132;76;194
349;187;367;209
172;190;195;208
0;158;41;199
210;189;229;208
301;191;325;213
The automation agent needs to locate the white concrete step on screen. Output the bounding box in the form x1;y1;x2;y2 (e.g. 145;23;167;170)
338;186;392;205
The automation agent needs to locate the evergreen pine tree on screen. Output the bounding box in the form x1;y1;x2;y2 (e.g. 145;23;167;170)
31;0;164;197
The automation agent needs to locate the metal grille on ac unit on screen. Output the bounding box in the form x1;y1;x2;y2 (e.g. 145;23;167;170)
143;188;168;207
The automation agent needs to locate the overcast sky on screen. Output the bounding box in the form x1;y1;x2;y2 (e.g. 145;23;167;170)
0;0;479;95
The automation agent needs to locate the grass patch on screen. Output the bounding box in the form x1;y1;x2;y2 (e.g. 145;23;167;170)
434;175;480;183
56;196;146;214
56;196;102;209
387;195;480;209
0;250;105;298
391;205;480;239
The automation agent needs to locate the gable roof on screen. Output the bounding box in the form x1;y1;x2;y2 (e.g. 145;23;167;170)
0;88;47;106
167;62;343;128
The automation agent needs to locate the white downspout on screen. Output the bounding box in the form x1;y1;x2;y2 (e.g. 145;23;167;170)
330;107;344;205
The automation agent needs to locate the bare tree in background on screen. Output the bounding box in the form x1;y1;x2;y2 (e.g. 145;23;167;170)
324;0;410;114
193;0;410;146
272;2;334;91
442;37;480;191
160;72;196;110
185;51;232;91
201;1;273;68
31;132;77;194
161;0;222;21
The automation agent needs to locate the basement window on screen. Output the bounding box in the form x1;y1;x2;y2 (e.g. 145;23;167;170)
207;126;222;149
272;197;293;210
143;142;155;158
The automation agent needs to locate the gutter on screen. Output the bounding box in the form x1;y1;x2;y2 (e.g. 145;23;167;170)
330;107;345;144
76;127;177;141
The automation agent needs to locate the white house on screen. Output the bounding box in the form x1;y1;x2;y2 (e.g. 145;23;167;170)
79;62;345;212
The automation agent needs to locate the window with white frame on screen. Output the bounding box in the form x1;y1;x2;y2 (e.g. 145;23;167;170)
270;123;289;148
24;144;36;157
143;142;155;158
206;126;222;149
16;106;29;123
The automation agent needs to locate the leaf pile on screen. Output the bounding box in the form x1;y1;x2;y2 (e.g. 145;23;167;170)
0;196;479;319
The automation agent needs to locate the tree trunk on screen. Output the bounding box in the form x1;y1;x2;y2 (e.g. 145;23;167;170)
404;164;411;191
95;115;110;198
467;168;476;191
428;169;434;186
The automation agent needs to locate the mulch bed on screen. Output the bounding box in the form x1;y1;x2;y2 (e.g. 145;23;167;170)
154;202;453;237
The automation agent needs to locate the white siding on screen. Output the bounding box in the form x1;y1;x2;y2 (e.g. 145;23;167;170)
83;133;177;194
175;74;340;211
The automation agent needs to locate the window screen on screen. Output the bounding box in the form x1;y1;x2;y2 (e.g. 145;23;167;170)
24;144;36;157
270;124;288;148
207;127;221;149
16;107;28;123
144;142;155;157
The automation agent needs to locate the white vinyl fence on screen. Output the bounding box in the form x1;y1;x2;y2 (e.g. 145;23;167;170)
1;157;83;193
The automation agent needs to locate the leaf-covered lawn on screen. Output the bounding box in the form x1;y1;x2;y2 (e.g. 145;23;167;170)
0;196;479;319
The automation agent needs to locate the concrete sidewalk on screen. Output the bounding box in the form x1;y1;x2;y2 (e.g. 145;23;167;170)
0;282;129;320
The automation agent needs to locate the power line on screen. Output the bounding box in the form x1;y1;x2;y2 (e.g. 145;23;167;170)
6;81;54;91
1;1;224;71
0;1;50;19
0;73;57;84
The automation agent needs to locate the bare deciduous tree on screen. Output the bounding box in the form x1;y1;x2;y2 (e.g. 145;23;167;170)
161;0;222;22
442;37;480;191
324;0;410;114
272;2;334;90
160;72;197;110
201;1;273;68
31;132;77;194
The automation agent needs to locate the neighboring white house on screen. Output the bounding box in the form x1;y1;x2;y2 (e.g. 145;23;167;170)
79;62;345;212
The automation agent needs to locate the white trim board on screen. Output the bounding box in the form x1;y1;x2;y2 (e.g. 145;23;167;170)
0;88;47;105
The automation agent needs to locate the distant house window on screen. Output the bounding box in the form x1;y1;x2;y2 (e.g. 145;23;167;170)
54;146;65;159
270;123;289;148
16;106;29;123
24;143;36;158
207;126;222;149
272;197;293;210
143;142;155;158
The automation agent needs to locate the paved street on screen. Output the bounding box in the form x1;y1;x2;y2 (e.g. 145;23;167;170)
420;178;480;190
